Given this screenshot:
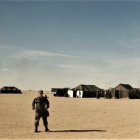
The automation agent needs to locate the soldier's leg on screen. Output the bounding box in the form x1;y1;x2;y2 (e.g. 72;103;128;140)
35;111;41;132
41;111;49;131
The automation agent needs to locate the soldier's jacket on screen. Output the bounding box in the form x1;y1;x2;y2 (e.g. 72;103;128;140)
32;96;49;111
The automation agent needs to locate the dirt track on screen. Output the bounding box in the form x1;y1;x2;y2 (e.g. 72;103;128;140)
0;91;140;139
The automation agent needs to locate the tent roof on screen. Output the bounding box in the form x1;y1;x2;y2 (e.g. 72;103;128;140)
1;86;21;90
73;84;102;92
117;84;133;90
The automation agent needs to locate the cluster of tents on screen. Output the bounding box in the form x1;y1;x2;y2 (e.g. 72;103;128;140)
0;84;139;99
0;86;22;94
51;83;140;99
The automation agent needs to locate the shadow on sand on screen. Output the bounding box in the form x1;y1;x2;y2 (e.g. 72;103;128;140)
49;129;106;133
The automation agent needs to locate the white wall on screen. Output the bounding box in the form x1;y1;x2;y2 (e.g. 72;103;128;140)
67;90;74;98
76;90;83;98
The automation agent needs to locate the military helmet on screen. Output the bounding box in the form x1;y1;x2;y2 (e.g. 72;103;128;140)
39;90;43;94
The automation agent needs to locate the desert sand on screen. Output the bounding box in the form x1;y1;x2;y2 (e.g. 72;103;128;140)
0;91;140;139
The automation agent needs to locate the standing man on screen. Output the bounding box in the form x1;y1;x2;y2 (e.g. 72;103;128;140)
32;90;50;133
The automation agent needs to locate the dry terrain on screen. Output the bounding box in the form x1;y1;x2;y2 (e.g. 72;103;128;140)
0;91;140;139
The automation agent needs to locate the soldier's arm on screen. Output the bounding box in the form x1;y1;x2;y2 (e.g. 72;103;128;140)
32;99;35;110
45;99;50;109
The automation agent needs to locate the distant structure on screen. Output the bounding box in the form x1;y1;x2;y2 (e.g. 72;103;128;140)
68;84;104;98
0;86;22;94
133;88;140;99
51;88;68;97
110;84;134;99
51;83;140;99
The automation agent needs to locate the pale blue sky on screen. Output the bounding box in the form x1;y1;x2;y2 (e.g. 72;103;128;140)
0;1;140;90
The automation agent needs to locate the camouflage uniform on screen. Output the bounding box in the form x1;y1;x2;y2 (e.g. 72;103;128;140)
32;96;49;132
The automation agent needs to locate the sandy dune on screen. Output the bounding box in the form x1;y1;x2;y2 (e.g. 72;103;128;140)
0;91;140;139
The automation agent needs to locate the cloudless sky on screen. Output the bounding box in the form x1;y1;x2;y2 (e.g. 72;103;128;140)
0;0;140;90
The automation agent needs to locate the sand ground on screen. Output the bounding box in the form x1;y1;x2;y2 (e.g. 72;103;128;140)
0;91;140;139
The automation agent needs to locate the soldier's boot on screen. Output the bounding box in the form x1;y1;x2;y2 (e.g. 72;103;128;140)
45;125;49;132
34;126;38;133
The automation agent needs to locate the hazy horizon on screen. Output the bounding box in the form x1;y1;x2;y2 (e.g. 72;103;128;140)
0;1;140;90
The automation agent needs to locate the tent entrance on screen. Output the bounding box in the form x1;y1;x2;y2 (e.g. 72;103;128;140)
115;90;120;99
73;91;76;97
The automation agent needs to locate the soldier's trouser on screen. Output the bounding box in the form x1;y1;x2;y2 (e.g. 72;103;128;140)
35;110;48;128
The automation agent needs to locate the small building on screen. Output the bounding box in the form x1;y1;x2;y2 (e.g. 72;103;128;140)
51;88;68;97
71;84;103;98
111;84;134;99
0;86;22;94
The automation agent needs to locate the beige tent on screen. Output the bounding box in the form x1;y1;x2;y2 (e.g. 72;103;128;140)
111;84;134;99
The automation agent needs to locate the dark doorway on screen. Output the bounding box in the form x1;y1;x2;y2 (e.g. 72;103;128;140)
73;91;76;97
115;90;120;99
